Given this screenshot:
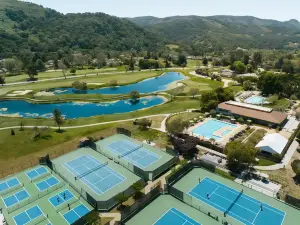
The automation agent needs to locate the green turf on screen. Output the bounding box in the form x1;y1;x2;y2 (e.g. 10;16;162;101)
0;165;93;225
173;168;300;225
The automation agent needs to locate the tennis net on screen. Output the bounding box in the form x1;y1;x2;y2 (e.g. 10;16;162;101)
118;143;143;158
75;162;108;180
224;189;243;216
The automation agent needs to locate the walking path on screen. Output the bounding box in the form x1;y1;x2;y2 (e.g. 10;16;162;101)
255;140;299;170
0;114;170;131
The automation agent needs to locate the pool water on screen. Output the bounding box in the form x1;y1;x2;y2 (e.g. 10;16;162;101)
191;119;237;140
51;72;185;95
0;96;165;119
244;96;265;105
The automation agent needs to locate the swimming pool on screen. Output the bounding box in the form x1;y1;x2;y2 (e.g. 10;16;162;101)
51;72;185;95
0;96;165;119
191;119;237;141
244;96;265;105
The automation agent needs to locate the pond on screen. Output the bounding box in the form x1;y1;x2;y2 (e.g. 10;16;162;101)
51;72;185;95
0;96;166;119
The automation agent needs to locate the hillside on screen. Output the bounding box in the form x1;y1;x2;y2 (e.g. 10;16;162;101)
128;16;300;54
0;0;163;58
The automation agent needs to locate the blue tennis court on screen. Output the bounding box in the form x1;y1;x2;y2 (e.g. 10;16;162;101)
35;176;59;191
62;204;90;224
3;188;30;208
26;167;48;180
107;140;160;168
64;155;126;195
154;208;201;225
0;177;20;192
48;189;74;208
13;205;45;225
188;177;285;225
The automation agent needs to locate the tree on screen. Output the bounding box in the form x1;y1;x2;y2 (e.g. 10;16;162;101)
177;54;187;67
115;193;129;208
26;64;38;80
110;80;118;86
243;54;250;65
232;61;246;74
70;68;76;74
0;76;5;86
243;80;253;91
267;94;279;105
129;56;135;72
202;57;208;66
171;135;199;156
165;59;171;68
225;141;258;172
166;118;189;135
72;81;87;90
53;108;64;132
169;86;184;100
253;52;262;68
290;95;297;101
129;90;140;101
282;61;294;74
131;181;143;193
54;59;59;70
4;58;17;75
58;61;68;79
136;118;152;130
11;129;15;136
188;88;200;98
296;112;300;120
35;59;45;71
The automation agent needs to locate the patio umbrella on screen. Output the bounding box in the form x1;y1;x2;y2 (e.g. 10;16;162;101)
189;120;194;123
194;118;198;121
199;116;203;119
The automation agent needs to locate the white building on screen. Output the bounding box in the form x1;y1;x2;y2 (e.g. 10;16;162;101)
255;133;288;155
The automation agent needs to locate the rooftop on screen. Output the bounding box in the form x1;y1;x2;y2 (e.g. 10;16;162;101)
218;101;287;124
256;133;288;154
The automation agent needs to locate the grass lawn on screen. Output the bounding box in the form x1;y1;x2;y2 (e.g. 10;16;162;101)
256;156;277;166
235;128;255;142
246;129;267;147
0;120;169;175
179;75;223;94
0;71;162;95
166;112;203;127
215;168;236;181
0;97;200;128
264;98;290;109
4;67;121;83
187;59;202;68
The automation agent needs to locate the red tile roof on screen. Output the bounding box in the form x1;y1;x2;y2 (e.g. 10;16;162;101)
218;102;287;124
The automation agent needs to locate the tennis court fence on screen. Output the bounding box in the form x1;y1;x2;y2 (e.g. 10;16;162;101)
168;185;237;225
7;181;65;214
119;186;162;224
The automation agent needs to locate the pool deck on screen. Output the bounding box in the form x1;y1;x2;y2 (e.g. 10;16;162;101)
187;118;246;145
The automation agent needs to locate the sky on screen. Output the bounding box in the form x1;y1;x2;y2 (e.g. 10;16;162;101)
27;0;300;21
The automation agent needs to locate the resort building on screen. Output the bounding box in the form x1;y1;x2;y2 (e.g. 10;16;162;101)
255;133;288;155
217;101;288;127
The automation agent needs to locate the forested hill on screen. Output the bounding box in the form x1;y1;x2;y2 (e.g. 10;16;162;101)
128;16;300;54
0;0;163;58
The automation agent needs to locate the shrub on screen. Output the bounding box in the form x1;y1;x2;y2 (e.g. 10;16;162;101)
291;160;300;175
70;68;76;74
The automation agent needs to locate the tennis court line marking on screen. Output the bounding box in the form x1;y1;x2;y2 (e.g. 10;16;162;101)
251;209;261;225
64;154;126;196
25;166;49;181
188;190;253;225
208;186;219;199
189;177;286;225
108;140;161;168
59;201;89;225
34;176;59;191
151;208;200;225
13;205;45;225
2;188;30;208
47;189;75;208
0;177;20;193
204;177;286;216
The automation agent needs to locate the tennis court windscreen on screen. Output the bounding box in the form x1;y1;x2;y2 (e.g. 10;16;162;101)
75;162;108;180
118;143;143;158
